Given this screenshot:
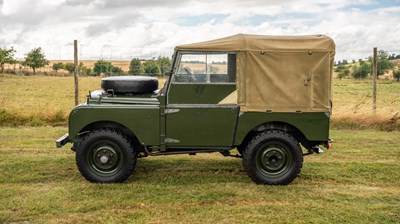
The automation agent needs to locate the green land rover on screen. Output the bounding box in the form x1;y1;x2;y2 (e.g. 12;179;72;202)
56;34;335;185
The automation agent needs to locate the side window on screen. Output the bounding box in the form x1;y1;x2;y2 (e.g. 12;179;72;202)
174;53;236;83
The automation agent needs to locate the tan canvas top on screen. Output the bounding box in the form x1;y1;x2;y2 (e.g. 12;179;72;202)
175;34;335;52
175;34;336;113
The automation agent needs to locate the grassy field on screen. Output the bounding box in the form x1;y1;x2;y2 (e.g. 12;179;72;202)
0;75;166;126
0;74;399;223
331;79;400;130
0;74;399;129
0;127;399;223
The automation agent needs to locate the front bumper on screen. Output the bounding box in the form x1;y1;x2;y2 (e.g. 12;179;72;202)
56;133;70;148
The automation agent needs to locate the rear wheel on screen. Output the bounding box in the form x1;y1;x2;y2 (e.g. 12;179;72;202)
243;130;303;185
76;128;137;183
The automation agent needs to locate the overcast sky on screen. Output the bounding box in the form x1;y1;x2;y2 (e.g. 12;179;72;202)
0;0;399;61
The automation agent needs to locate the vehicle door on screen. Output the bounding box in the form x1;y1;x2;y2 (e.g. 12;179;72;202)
166;52;239;148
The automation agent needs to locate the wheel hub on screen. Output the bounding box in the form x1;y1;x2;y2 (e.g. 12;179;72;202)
88;143;122;176
256;143;292;176
100;155;109;164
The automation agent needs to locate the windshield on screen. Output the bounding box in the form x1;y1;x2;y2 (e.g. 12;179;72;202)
173;53;235;83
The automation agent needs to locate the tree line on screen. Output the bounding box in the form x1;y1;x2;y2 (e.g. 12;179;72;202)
0;47;49;75
1;46;398;80
0;46;171;76
335;50;400;81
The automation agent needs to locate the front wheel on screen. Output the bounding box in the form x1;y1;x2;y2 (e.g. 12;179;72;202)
243;130;303;185
76;128;137;183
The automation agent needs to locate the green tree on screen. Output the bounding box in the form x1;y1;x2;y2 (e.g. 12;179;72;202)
143;60;160;76
156;56;171;75
65;63;75;74
351;62;371;79
337;69;350;80
23;48;49;75
393;69;400;82
0;47;16;73
334;64;347;72
81;66;93;76
110;66;124;75
93;60;113;76
376;50;394;75
129;58;143;75
52;62;65;73
78;62;85;73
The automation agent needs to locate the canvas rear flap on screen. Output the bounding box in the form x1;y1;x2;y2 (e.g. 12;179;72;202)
238;51;333;112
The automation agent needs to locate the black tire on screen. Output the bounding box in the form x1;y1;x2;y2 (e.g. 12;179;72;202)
101;76;158;94
236;145;244;155
76;128;137;183
243;130;303;185
237;134;252;155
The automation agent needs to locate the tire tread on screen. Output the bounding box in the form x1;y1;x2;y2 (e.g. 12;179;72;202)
243;130;303;185
75;128;137;183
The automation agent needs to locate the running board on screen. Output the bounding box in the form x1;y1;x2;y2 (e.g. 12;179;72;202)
143;147;217;156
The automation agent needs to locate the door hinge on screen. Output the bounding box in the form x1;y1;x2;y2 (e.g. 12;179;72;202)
165;109;180;114
165;138;180;143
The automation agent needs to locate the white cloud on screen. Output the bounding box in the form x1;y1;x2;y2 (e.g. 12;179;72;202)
0;0;399;61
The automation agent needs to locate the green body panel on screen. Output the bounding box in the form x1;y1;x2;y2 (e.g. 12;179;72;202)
168;83;236;104
69;102;160;146
234;112;330;145
166;105;239;147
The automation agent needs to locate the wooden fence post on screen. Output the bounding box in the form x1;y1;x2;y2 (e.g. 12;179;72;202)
372;47;377;113
74;40;79;106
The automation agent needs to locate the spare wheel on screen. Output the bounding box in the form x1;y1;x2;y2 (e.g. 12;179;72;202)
101;76;158;94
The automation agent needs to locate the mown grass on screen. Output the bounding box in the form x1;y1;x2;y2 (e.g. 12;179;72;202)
0;74;399;129
0;127;399;223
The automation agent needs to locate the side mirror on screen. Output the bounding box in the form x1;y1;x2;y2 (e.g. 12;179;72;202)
164;71;173;76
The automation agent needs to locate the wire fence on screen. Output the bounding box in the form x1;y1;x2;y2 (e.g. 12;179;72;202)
2;42;400;78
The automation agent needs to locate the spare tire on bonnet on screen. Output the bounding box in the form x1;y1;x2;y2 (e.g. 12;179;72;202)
101;76;158;94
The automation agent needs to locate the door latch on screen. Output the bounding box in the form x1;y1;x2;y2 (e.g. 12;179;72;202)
165;109;180;114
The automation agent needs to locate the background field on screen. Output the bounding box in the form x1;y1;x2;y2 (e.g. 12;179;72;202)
0;74;399;129
0;74;399;223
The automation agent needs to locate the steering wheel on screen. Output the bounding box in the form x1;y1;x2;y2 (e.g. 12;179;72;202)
184;67;196;82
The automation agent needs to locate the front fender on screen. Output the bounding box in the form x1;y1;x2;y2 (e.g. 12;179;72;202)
68;104;160;145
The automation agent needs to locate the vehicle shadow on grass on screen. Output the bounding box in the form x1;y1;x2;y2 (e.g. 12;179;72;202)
130;156;250;185
0;154;250;185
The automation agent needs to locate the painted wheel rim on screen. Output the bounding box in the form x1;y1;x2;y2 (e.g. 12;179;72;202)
87;141;123;176
256;141;293;177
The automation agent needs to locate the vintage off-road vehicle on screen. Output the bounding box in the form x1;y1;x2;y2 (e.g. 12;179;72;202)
56;34;335;185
